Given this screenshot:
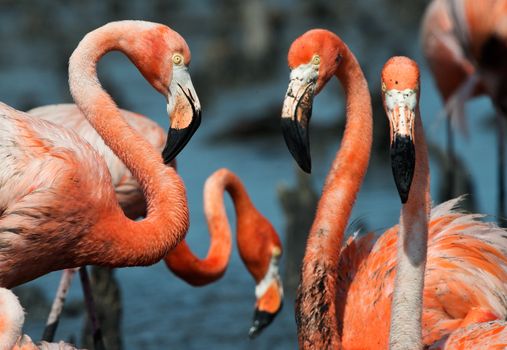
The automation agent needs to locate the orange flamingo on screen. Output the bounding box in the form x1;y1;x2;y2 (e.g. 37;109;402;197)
281;30;507;349
0;20;202;288
165;168;284;337
421;0;507;217
382;56;507;350
29;102;283;337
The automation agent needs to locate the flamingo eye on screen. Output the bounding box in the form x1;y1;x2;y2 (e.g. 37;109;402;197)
272;246;282;257
172;53;184;66
311;55;321;65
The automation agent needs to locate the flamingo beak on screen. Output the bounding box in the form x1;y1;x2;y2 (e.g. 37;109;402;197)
281;65;318;174
163;66;202;164
249;278;284;339
385;89;417;203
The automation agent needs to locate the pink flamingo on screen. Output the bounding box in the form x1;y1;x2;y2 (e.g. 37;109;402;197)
280;30;507;349
421;0;507;218
0;20;202;287
382;56;507;350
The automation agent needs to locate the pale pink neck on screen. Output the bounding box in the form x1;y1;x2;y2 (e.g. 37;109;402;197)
164;170;255;285
389;108;431;350
297;47;373;349
68;22;189;266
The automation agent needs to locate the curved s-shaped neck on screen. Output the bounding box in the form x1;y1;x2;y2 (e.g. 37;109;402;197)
68;21;189;265
297;46;373;348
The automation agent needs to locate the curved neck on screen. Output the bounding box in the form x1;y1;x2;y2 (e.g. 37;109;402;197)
389;108;431;350
164;170;255;286
68;22;189;265
296;48;373;349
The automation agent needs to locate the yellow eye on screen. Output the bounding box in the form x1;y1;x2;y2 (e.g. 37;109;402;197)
381;82;387;92
311;55;320;65
172;53;183;65
272;246;282;257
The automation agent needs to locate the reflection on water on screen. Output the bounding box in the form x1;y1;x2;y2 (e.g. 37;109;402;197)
1;1;503;349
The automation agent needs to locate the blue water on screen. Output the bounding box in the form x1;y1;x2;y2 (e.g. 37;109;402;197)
1;1;503;349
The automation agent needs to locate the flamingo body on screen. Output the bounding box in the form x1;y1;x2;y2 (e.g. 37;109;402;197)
0;20;201;288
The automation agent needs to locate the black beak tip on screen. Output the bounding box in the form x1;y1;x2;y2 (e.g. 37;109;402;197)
162;109;202;165
390;135;416;205
281;118;311;174
398;188;409;204
293;154;312;174
248;303;283;339
300;161;312;174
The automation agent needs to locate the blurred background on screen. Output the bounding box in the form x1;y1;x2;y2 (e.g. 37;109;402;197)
0;0;502;349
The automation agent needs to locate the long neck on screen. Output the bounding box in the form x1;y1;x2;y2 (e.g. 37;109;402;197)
389;108;431;350
164;170;255;286
296;48;373;349
68;22;189;266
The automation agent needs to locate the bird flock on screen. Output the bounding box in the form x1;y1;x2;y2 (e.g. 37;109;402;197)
1;0;507;349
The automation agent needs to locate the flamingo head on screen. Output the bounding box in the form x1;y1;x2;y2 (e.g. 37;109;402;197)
237;211;284;339
124;23;202;164
381;56;420;203
248;245;284;339
281;29;345;173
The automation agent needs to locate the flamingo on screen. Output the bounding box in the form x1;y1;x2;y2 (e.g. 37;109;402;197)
382;56;507;350
421;0;507;218
280;30;507;349
0;20;202;287
0;288;77;349
420;0;482;200
165;168;284;337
